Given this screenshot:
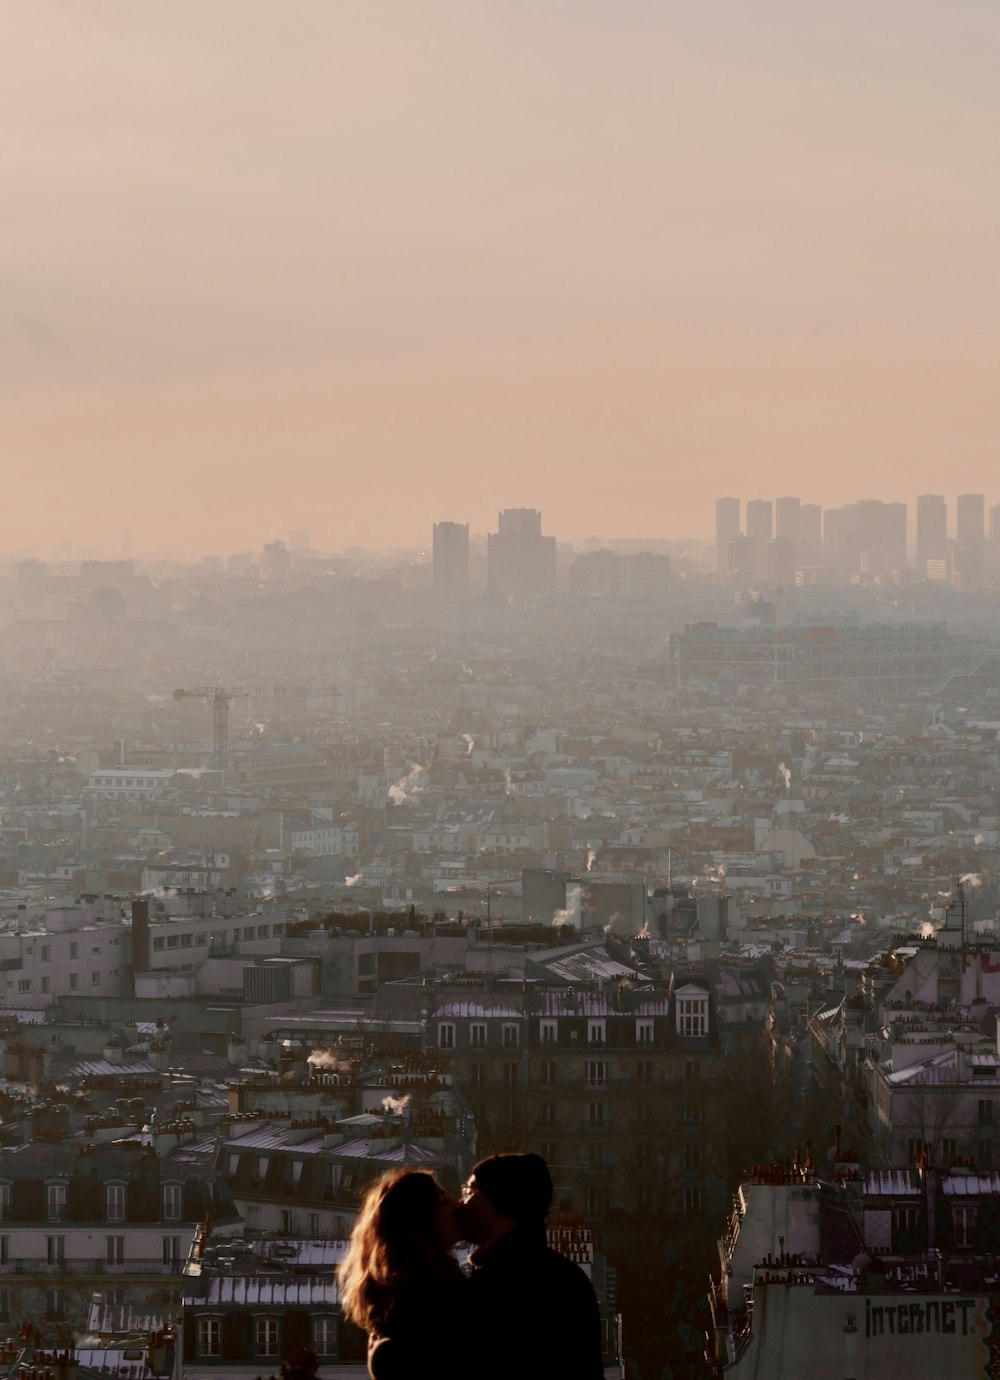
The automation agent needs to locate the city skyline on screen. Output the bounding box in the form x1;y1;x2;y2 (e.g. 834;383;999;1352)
6;2;1000;558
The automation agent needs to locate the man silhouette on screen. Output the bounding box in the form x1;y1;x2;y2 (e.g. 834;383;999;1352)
461;1153;605;1379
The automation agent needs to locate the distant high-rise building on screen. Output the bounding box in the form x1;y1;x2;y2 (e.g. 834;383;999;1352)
765;537;796;588
798;503;823;568
957;493;985;546
432;521;470;602
774;497;801;544
744;500;773;582
569;549;624;598
824;500;907;582
487;509;556;602
715;497;740;575
915;495;947;577
955;493;986;590
625;551;672;600
745;500;773;544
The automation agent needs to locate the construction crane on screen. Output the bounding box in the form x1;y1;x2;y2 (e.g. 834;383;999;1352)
172;685;296;770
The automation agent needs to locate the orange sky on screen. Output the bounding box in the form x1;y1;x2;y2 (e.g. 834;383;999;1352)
4;1;999;558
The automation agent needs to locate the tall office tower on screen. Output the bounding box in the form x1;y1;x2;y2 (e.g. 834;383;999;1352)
744;500;773;582
957;493;985;546
987;502;1000;578
715;497;741;574
487;509;557;601
745;499;773;543
915;495;948;577
798;502;823;568
955;493;986;590
823;500;907;582
432;521;470;601
775;496;801;544
765;537;796;588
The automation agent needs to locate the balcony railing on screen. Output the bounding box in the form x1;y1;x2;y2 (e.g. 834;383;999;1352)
1;1258;184;1277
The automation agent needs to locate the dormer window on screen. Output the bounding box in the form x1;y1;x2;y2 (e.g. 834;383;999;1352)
675;987;709;1038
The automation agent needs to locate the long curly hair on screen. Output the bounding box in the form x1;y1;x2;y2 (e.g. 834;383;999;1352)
338;1169;461;1334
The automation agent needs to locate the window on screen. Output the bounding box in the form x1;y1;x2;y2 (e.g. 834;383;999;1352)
502;1024;519;1048
0;1186;9;1221
47;1183;67;1222
684;1059;700;1082
437;1023;455;1049
309;1212;320;1236
588;1019;606;1046
313;1318;337;1355
942;1139;959;1166
106;1183;126;1222
17;980;30;993
256;1319;279;1357
587;1102;605;1128
953;1205;978;1250
162;1236;182;1268
0;1237;7;1265
46;1288;64;1321
541;1101;556;1127
41;946;50;962
69;973;78;991
162;1184;182;1221
683;1101;703;1127
979;1139;994;1167
41;978;50;994
683;1144;701;1172
106;1236;124;1266
46;1236;65;1265
637;1059;653;1082
979;1100;993;1125
637;1100;651;1123
906;1138;925;1164
636;1019;654;1046
470;1062;485;1091
585;1060;608;1089
470;1023;487;1048
540;1020;557;1045
281;1208;293;1233
91;972;101;986
541;1060;557;1087
198;1319;221;1357
892;1204;919;1242
684;1185;702;1215
69;943;78;960
677;996;708;1038
0;1290;9;1321
504;1061;519;1089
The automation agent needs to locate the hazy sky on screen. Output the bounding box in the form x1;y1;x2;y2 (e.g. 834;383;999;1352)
5;1;999;557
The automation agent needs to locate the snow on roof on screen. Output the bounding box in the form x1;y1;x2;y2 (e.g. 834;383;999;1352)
864;1169;921;1196
942;1171;1000;1196
195;1277;339;1307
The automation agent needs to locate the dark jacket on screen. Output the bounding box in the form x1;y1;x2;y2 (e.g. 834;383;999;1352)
367;1274;468;1380
466;1225;605;1380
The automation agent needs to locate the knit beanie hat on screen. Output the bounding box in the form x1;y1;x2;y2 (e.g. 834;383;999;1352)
472;1153;553;1224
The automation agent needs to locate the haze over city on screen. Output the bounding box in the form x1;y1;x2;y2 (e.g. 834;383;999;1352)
6;1;999;557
